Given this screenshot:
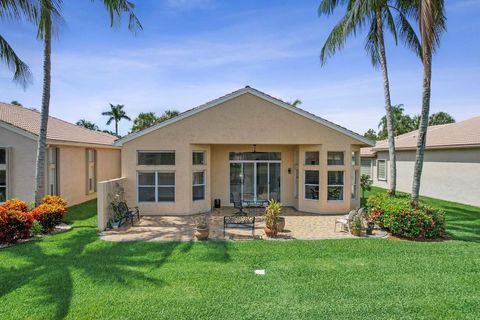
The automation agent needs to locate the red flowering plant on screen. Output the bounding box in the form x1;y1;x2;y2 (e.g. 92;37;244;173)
42;195;67;207
31;202;66;232
0;208;33;244
1;198;28;212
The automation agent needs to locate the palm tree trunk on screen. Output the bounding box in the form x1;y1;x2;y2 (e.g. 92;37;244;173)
34;14;51;206
411;50;432;207
115;120;118;136
375;9;396;196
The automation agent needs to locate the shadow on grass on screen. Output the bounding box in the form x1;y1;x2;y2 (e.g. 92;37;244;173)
0;199;233;319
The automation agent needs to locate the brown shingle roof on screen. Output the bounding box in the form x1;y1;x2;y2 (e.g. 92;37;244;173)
0;102;117;146
361;116;480;156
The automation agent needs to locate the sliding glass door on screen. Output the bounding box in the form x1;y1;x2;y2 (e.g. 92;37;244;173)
229;155;281;203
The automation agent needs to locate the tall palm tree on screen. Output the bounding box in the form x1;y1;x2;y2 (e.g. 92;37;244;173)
76;119;100;131
403;0;446;207
318;0;420;196
34;0;142;205
131;112;158;132
102;103;132;136
0;0;35;87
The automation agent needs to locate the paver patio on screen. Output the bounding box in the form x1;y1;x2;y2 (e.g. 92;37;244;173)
100;207;387;241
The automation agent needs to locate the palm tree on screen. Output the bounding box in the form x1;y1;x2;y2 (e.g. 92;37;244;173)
10;100;23;106
131;112;158;132
291;99;302;107
157;110;180;123
428;111;454;126
34;0;142;205
319;0;420;196
102;103;132;136
377;104;416;139
76;119;100;131
405;0;446;207
0;0;35;87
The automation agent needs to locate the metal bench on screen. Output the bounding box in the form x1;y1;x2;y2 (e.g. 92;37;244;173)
223;215;255;239
112;202;140;226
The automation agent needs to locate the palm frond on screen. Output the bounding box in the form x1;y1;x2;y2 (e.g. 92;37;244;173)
395;9;421;59
318;0;348;15
0;34;32;87
384;6;398;45
99;0;143;32
364;17;380;67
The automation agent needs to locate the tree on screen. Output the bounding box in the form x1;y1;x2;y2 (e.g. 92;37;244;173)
10;100;23;106
405;0;447;207
102;103;132;136
76;119;100;131
318;0;420;196
364;128;378;141
34;1;142;205
0;0;35;87
428;111;454;126
377;104;415;139
360;174;373;205
291;99;302;107
157;110;179;123
131;112;158;132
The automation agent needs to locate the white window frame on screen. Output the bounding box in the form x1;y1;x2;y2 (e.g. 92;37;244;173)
351;170;358;200
137;171;176;203
0;147;7;202
192;151;206;165
327;171;344;201
48;147;58;195
327;151;345;166
304;170;319;201
192;171;206;201
87;149;96;194
137;150;175;166
377;159;387;181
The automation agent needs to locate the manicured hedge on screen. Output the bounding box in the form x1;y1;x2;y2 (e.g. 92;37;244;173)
367;192;445;239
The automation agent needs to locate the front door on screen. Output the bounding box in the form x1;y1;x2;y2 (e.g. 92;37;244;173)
229;153;281;203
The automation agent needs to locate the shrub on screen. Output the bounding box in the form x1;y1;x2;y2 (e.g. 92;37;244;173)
0;209;33;244
30;220;43;236
31;203;66;232
1;198;28;212
366;192;445;239
42;195;67;207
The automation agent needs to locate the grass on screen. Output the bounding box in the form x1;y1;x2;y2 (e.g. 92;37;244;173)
0;192;479;320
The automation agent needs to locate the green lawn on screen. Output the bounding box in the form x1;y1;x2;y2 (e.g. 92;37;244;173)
0;190;479;320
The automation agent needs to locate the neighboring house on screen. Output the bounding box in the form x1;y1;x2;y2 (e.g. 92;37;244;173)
361;116;480;206
114;86;374;215
0;102;121;205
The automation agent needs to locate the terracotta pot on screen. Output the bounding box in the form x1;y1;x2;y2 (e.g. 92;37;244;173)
276;217;285;232
264;226;278;238
195;228;209;240
351;228;362;237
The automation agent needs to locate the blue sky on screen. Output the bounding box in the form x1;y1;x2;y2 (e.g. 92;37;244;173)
1;0;479;136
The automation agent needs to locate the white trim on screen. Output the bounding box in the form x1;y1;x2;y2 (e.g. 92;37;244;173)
114;87;375;146
377;159;387;181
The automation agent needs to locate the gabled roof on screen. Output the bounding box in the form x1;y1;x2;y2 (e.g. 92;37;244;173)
0;102;117;146
115;86;374;146
361;116;480;156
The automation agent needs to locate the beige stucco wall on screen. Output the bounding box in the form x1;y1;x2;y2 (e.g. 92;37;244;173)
0;126;37;202
1;124;121;206
368;148;480;207
57;145;121;206
121;93;363;215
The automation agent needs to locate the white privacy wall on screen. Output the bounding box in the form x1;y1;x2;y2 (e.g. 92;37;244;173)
97;177;126;231
371;149;480;207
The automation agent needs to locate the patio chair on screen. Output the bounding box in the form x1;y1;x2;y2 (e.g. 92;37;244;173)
231;192;245;216
334;210;357;233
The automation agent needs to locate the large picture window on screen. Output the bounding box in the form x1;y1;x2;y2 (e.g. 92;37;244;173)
327;152;344;165
138;172;175;202
0;148;6;202
138;151;175;165
192;171;205;201
377;160;387;181
304;170;319;200
328;171;344;201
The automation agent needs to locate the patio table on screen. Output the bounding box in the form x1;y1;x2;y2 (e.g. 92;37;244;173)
223;215;256;239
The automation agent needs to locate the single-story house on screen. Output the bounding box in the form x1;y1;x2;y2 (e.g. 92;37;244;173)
0;102;121;205
361;116;480;207
114;86;374;215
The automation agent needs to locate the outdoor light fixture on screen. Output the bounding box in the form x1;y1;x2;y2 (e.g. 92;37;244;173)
253;144;257;153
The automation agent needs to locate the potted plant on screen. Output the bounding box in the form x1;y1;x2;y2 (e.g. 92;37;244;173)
195;215;209;240
351;215;362;237
264;199;282;237
365;219;375;235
